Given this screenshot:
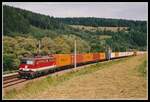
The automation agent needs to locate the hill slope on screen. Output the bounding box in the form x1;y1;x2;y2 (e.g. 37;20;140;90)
3;5;147;72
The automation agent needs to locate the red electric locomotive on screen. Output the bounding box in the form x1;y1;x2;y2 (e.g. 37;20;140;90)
18;55;56;78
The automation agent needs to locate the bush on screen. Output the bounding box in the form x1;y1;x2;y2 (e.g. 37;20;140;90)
3;54;19;71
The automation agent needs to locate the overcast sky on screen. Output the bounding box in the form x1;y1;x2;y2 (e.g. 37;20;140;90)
3;2;148;21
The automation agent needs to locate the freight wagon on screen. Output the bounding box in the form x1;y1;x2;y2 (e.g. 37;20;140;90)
71;54;84;64
83;53;93;63
54;54;71;67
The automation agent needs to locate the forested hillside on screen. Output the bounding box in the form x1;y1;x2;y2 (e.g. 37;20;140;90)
3;5;147;72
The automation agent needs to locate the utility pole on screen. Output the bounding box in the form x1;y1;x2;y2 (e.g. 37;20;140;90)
74;40;77;68
38;40;41;55
105;45;111;60
89;46;91;53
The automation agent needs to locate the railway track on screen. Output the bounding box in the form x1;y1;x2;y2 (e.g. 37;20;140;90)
3;78;27;88
3;73;19;81
3;73;27;88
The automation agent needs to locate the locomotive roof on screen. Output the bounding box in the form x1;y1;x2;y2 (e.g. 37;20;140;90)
21;56;53;60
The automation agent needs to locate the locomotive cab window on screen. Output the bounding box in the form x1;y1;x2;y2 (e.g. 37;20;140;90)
21;59;34;64
27;60;34;64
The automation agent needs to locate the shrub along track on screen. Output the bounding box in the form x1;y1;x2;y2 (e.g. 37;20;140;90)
3;54;147;99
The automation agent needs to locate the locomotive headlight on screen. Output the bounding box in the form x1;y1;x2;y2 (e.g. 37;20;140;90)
21;65;30;71
25;65;28;68
19;68;23;71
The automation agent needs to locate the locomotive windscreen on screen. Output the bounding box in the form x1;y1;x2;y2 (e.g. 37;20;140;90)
21;58;34;64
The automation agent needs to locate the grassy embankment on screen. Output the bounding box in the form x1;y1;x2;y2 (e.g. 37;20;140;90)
138;57;147;78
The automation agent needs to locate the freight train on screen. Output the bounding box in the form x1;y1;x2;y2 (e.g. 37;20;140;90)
18;51;144;79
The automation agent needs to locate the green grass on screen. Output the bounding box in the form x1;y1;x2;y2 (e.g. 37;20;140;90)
3;70;18;75
138;59;147;78
99;35;112;40
3;57;130;99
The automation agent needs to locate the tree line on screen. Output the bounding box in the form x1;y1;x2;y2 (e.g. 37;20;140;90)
56;17;146;28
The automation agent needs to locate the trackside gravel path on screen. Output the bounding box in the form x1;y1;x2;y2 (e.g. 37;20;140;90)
35;54;147;99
